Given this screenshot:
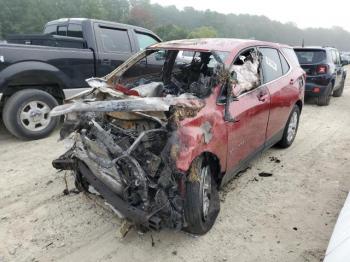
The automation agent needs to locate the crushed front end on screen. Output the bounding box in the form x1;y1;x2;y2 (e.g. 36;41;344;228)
51;48;227;231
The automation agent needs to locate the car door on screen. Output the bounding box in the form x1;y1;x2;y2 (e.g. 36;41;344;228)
225;47;271;172
259;47;295;144
94;23;136;77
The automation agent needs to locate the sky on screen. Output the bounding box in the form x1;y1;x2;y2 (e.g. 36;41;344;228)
151;0;350;32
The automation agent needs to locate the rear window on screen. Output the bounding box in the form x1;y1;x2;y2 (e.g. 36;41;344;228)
294;49;326;64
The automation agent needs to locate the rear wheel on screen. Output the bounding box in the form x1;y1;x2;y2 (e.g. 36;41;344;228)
277;105;300;148
333;78;345;97
184;156;220;235
316;83;332;106
2;89;59;140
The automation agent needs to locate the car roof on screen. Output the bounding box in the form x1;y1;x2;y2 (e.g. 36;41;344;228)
45;18;158;36
294;46;337;51
148;38;291;52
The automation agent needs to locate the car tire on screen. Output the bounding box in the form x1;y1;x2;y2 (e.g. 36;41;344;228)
277;105;300;148
2;89;59;140
183;156;220;235
316;83;332;106
333;78;345;97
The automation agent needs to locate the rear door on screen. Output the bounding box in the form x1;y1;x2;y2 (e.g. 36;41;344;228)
259;47;295;144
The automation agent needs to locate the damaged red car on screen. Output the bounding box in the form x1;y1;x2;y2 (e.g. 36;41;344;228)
51;38;305;235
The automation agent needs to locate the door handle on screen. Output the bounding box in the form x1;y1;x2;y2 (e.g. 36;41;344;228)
257;92;268;102
101;59;111;65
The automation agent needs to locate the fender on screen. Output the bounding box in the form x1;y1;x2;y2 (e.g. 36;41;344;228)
0;61;71;93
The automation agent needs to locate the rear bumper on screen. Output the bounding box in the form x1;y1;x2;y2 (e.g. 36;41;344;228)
304;75;332;97
305;83;329;97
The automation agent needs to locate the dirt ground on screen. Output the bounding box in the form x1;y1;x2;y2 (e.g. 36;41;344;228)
1;76;350;262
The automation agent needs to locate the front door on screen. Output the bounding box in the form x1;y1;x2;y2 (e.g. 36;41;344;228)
226;85;270;172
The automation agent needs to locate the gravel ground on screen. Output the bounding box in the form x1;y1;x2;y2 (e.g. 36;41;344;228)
1;75;350;262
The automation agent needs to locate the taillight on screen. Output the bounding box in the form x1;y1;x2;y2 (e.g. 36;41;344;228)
316;65;328;74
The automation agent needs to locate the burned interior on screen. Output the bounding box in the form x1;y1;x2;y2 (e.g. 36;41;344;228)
51;45;262;233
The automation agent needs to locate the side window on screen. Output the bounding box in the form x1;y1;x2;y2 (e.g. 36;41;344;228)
44;25;57;35
282;48;300;66
279;52;290;75
259;48;283;83
231;48;261;96
99;26;132;53
331;50;338;64
136;32;159;50
335;51;341;65
67;24;83;38
57;26;67;36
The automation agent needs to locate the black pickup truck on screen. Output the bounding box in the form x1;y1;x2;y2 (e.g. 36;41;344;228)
0;18;162;139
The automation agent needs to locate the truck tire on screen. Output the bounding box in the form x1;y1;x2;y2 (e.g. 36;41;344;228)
184;156;220;235
2;89;59;140
316;83;332;106
333;79;345;97
277;105;300;148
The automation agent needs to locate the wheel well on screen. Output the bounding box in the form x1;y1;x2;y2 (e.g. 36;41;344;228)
201;152;222;185
296;100;303;112
331;79;335;87
2;85;64;105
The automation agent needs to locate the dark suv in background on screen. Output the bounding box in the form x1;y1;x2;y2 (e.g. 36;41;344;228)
294;47;347;106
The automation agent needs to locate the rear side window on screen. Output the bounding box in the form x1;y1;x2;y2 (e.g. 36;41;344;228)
282;48;300;66
294;49;326;64
99;27;132;53
68;24;83;38
331;50;341;64
136;32;159;50
259;48;283;83
57;26;67;36
279;52;290;74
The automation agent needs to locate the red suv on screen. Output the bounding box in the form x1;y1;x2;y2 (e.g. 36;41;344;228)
52;39;305;235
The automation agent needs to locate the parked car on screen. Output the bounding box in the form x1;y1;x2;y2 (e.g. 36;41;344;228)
294;46;347;106
340;52;350;65
51;38;305;235
0;18;162;140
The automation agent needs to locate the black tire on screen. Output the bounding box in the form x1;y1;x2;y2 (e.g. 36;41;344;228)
2;89;59;140
316;83;332;106
277;105;301;148
333;79;345;97
184;156;220;235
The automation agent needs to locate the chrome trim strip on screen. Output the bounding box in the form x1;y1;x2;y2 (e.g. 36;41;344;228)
63;88;92;99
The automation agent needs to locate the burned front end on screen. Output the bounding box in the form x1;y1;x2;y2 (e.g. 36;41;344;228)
51;48;226;231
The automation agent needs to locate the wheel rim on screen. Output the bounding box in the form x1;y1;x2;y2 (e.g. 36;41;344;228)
200;165;212;221
19;101;51;131
287;111;298;143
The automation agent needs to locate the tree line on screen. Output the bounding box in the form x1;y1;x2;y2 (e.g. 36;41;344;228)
1;0;350;51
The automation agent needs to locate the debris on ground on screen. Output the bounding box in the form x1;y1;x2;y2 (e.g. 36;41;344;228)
258;172;273;177
269;156;281;163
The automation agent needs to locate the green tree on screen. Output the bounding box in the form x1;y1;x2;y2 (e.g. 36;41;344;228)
155;24;188;40
188;26;218;38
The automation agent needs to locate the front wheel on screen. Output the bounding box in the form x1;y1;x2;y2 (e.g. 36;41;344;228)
2;89;59;140
183;156;220;235
277;105;301;148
